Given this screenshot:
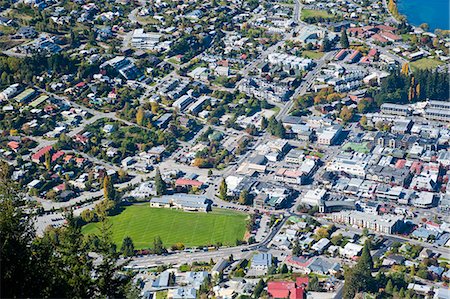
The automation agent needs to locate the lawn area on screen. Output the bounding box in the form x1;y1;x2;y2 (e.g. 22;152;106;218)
82;205;248;249
410;58;444;70
301;50;324;60
301;9;334;19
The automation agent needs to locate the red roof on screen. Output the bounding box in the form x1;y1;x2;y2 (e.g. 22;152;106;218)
395;159;406;169
32;145;53;161
51;150;65;162
368;48;378;56
335;49;348;60
268;281;305;299
371;34;388;43
75;134;89;143
75;82;86;88
295;277;309;287
54;183;66;191
268;282;295;299
376;24;396;32
380;31;401;41
7;141;20;150
175;178;203;187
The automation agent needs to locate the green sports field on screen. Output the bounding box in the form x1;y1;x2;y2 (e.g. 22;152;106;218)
82;205;248;249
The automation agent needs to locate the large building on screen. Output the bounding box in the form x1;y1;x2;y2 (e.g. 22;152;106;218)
150;194;211;212
131;29;162;50
317;125;342;145
424;100;450;123
331;211;404;234
380;103;411;116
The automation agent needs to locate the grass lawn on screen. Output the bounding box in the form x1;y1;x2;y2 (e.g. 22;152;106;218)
301;9;334;19
301;50;324;60
410;58;444;70
155;291;168;299
82;205;248;249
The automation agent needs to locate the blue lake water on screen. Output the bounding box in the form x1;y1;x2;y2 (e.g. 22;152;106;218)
397;0;450;31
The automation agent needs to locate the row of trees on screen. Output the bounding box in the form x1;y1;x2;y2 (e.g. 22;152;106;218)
373;68;449;105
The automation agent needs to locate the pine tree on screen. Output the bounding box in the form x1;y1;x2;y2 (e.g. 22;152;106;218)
385;279;394;294
103;175;116;201
45;151;51;171
340;29;349;48
219;178;227;200
121;236;135;257
154;167;166;196
261;116;268;130
153;236;166;255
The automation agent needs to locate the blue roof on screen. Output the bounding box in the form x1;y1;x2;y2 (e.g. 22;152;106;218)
435;233;450;246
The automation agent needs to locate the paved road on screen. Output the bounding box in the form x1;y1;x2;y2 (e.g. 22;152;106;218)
126;215;288;269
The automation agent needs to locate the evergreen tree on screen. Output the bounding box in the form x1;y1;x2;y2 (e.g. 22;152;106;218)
385;279;394;294
343;241;374;298
308;275;320;291
153;236;166;255
103;175;116;201
340;29;349;48
121;236;135;257
96;218;129;298
219;178;227;200
45;151;51;171
260;116;268;130
253;279;266;298
154;167;166;196
280;263;289;274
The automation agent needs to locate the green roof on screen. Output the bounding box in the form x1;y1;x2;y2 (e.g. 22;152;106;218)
30;95;48;108
14;88;36;103
342;142;371;154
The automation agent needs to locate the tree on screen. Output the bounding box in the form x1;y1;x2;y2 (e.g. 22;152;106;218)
136;106;145;126
154;167;166;196
238;190;251;205
45;151;51;171
260;116;268;130
219;178;227;200
308;275;320;291
340;28;349;48
121;236;135;257
385;279;394;294
153;236;166;255
96;218;129;298
339;106;354;123
81;209;95;223
280;263;288;274
401;63;409;75
253;279;266;298
343;241;374;298
359;115;368;128
103;175;116;201
320;33;332;52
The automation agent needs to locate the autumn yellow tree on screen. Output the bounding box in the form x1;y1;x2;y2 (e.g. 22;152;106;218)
401;62;409;75
136;107;145;126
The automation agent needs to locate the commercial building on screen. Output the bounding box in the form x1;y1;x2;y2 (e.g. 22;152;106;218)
131;29;162;50
331;211;404;234
317;125;342;145
381;103;411;116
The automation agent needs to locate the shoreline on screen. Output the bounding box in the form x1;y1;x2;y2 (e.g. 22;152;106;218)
393;0;450;32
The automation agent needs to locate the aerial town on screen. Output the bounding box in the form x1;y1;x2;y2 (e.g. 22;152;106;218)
0;0;449;298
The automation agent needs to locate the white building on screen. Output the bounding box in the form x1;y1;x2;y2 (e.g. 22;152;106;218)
131;28;162;50
317;125;342;145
